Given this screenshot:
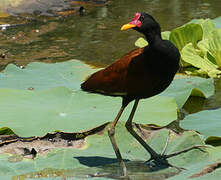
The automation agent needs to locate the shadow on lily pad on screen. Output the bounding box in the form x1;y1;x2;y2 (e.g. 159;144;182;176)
74;156;129;167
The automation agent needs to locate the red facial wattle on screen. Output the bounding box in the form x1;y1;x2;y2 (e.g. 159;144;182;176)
129;13;142;27
121;12;142;31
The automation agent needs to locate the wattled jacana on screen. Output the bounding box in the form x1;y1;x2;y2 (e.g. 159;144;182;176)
81;12;202;176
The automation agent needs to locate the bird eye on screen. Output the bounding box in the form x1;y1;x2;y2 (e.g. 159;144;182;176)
140;15;144;22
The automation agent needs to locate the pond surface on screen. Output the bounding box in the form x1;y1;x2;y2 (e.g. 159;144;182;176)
0;0;221;112
0;0;220;67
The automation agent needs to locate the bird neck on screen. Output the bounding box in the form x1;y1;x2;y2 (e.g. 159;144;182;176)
144;31;162;45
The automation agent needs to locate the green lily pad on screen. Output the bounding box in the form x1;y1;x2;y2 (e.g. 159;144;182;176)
168;146;221;180
0;60;97;90
180;108;221;140
160;75;214;108
0;123;211;179
0;87;177;137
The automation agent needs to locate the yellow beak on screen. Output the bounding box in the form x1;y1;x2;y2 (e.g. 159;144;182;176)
121;23;136;31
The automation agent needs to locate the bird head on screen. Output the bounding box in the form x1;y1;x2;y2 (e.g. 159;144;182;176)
121;12;161;38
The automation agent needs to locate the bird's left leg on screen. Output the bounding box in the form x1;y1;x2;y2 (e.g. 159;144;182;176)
108;105;128;176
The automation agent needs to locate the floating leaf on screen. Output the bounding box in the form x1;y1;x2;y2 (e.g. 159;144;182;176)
0;87;177;137
160;75;214;108
168;146;221;180
0;60;98;91
181;108;221;140
0;123;211;179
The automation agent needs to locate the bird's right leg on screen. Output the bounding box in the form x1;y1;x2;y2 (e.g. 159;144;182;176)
125;99;206;169
108;105;127;176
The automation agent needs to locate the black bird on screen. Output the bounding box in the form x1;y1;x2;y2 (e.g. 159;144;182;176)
81;12;202;176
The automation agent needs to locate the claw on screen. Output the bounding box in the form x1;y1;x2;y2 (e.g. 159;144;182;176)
144;144;207;171
161;131;171;156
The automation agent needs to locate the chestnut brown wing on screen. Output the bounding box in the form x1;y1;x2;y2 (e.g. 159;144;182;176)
81;48;144;96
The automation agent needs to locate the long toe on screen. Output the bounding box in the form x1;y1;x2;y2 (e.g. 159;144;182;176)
164;145;207;159
145;154;170;170
145;145;207;171
146;160;169;171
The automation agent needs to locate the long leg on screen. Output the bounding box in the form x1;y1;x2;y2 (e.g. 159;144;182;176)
125;99;206;166
108;105;127;176
125;99;161;161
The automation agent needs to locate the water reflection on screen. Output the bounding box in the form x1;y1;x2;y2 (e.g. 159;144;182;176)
0;0;220;68
204;78;221;110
